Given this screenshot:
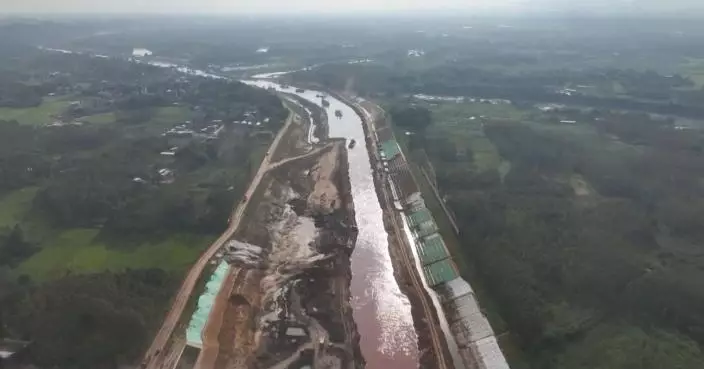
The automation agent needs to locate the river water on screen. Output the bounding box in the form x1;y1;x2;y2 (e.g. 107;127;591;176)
244;81;419;369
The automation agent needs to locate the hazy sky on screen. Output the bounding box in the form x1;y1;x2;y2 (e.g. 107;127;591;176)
1;0;703;15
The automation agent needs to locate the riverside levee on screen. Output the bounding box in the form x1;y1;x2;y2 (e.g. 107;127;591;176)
244;80;419;369
377;134;512;369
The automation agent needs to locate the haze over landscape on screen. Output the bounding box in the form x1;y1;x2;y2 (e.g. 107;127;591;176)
1;0;704;15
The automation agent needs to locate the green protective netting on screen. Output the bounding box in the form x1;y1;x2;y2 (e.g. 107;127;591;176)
380;140;401;159
185;261;229;347
423;259;459;287
416;233;450;265
407;208;433;227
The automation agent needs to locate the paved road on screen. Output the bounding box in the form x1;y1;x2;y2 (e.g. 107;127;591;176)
143;113;295;369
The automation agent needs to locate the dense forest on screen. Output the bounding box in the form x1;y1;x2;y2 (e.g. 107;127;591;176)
1;269;178;369
391;102;704;368
0;47;286;369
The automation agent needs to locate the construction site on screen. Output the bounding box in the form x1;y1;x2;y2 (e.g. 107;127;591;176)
189;139;361;369
140;91;365;369
143;77;511;369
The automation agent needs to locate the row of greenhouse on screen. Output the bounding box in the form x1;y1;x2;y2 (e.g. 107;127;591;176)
379;138;510;369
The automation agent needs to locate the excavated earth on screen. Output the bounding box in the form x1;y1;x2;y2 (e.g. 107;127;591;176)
201;140;363;369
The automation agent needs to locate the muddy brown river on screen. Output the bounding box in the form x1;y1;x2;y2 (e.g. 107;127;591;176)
245;81;420;369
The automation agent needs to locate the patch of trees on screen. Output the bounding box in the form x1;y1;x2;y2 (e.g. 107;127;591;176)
114;107;158;125
182;78;287;127
0;122;50;192
486;123;582;174
0;82;42;108
34;134;247;236
0;269;177;369
389;104;432;150
423;117;704;368
116;95;167;112
389;105;432;132
0;227;37;268
102;183;239;236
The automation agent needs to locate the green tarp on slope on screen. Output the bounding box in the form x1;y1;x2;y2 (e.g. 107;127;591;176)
185;261;229;347
408;208;433;228
423;259;459;287
417;233;450;265
380;140;402;159
415;220;439;238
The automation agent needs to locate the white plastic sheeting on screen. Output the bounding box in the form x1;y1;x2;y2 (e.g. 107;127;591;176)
437;277;511;369
437;277;474;303
467;337;511;369
448;295;495;347
226;240;265;267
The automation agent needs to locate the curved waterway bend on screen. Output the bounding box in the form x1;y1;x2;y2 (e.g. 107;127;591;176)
245;81;419;369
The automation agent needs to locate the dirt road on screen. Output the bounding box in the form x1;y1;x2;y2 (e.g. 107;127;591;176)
143;113;295;369
268;142;332;170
